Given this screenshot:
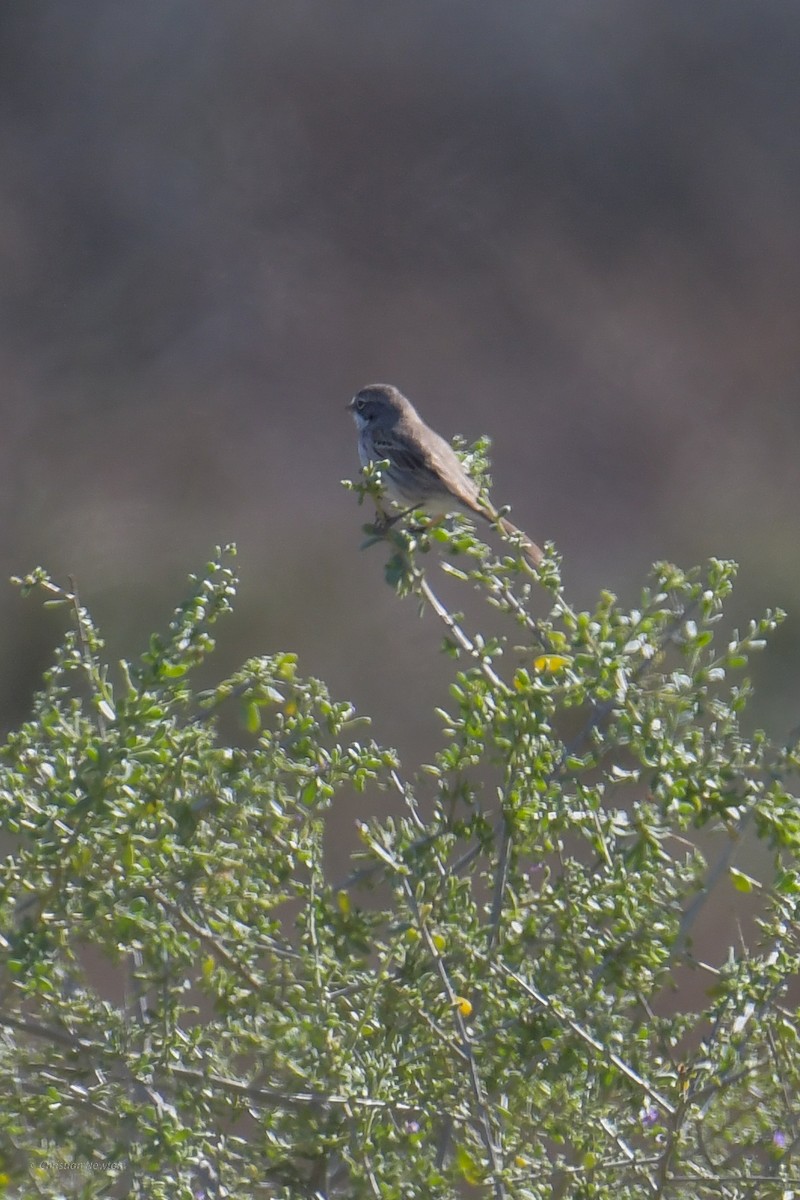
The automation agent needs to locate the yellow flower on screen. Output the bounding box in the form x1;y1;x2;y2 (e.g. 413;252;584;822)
532;654;571;672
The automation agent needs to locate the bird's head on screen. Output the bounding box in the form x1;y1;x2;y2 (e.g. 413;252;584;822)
348;384;410;431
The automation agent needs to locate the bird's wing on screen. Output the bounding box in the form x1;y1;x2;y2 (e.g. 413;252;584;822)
418;429;483;510
372;425;482;510
370;430;429;475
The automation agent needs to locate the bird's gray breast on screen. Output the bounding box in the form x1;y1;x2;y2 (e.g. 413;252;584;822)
357;434;371;469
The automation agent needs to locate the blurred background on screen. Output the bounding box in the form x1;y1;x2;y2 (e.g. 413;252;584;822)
1;2;798;803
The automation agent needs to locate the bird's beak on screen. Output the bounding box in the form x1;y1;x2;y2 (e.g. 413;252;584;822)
346;397;356;411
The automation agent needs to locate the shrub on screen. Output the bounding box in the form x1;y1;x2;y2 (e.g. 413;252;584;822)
0;464;798;1198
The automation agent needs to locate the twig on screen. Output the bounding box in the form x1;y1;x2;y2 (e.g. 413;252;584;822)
0;1012;424;1116
480;956;676;1116
67;575;106;737
673;810;754;954
149;887;263;992
487;813;512;954
417;572;508;694
401;877;506;1199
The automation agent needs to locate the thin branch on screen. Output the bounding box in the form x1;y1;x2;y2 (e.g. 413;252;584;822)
667;1178;800;1188
401;878;506;1199
765;1023;800;1144
0;1012;427;1117
653;1091;687;1199
67;575;106;738
674;810;755;953
149;887;263;992
417;572;508;694
482;956;676;1116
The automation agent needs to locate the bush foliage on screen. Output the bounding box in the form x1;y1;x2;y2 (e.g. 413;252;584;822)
0;462;799;1198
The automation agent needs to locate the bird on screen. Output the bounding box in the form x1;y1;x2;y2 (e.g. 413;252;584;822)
348;383;543;568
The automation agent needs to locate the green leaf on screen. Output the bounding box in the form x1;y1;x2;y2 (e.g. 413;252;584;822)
243;700;261;733
729;867;758;893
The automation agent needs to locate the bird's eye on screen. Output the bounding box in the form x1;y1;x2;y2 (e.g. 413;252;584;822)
355;397;366;412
